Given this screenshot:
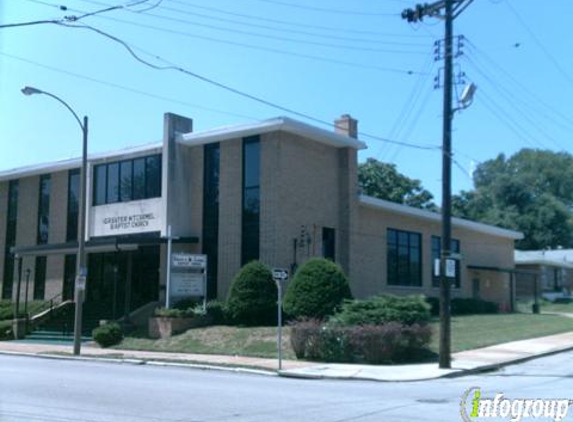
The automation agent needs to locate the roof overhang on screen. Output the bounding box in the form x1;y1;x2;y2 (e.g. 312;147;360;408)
178;117;367;150
359;195;524;240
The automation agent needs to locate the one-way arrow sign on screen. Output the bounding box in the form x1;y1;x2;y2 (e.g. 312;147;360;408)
272;268;289;281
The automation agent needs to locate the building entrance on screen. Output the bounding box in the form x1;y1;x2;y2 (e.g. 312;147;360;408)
87;246;159;321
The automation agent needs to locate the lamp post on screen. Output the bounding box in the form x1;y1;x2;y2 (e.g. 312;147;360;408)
21;86;88;356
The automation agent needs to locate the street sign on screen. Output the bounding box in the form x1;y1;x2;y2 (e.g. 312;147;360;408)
75;275;86;291
445;259;456;278
272;268;289;281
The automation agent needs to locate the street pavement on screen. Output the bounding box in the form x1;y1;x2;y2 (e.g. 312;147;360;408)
2;352;573;422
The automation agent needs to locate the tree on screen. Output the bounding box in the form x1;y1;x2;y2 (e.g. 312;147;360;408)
453;149;573;250
358;158;436;210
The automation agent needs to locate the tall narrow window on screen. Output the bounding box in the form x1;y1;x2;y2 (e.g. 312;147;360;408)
33;256;47;300
37;175;51;245
322;227;336;261
431;236;461;288
106;162;120;204
66;169;80;242
241;136;260;265
386;228;422;287
132;158;146;200
93;164;106;206
120;160;133;202
63;254;76;301
202;143;220;299
2;180;19;299
145;155;162;198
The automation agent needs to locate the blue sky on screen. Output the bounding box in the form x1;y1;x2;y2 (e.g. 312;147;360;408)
1;0;572;201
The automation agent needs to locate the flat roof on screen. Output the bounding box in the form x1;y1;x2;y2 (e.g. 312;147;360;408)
0;142;162;182
0;116;366;182
178;116;367;150
359;195;524;240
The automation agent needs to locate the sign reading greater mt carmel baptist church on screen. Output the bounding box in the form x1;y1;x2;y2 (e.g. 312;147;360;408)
90;197;163;237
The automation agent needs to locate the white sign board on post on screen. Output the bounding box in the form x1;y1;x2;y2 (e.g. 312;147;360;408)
169;253;208;310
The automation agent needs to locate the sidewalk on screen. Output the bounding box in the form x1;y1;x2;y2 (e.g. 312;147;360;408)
2;331;573;382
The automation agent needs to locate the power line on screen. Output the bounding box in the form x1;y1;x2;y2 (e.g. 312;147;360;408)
54;20;441;150
166;0;429;38
35;0;428;54
0;50;261;121
77;0;427;45
249;0;398;17
505;0;573;87
24;0;429;75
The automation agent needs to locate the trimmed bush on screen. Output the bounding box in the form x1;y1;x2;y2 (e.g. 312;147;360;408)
331;295;431;326
227;261;277;326
154;307;195;318
426;297;498;316
290;319;432;364
206;300;228;325
283;258;352;320
93;322;123;348
0;320;13;341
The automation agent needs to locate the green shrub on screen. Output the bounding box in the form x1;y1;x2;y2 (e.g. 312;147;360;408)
290;319;432;364
0;320;13;341
332;295;431;326
283;258;352;320
172;298;199;311
206;300;228;325
227;261;277;326
426;297;498;316
154;307;195;318
92;322;123;348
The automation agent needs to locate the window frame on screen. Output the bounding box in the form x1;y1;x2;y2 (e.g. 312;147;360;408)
386;228;422;287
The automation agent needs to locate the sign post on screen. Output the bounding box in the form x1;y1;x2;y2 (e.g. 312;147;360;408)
272;268;289;371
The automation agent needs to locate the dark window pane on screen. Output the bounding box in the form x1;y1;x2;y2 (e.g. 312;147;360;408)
387;228;421;287
3;180;19;299
106;163;119;204
322;227;336;261
202;143;220;299
242;137;260;265
2;256;14;299
33;256;47;300
120;160;133;202
145;155;161;198
63;255;76;301
37;175;51;244
67;169;80;242
94;165;107;205
133;158;146;200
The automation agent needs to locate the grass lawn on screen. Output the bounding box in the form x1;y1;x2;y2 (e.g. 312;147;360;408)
429;313;573;353
116;325;295;359
540;300;573;313
115;313;573;361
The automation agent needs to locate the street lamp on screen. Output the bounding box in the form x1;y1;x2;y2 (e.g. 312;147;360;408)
21;86;88;356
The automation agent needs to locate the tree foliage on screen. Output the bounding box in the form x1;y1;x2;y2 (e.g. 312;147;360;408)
453;149;573;250
358;158;436;210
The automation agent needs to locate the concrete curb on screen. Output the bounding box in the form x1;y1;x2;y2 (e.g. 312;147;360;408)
0;349;278;378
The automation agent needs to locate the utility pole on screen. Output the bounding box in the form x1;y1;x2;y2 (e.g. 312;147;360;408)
401;0;473;369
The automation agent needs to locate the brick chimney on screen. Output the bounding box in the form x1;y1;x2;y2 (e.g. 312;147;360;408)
334;114;358;139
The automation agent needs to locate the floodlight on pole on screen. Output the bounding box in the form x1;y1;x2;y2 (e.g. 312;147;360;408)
21;86;88;356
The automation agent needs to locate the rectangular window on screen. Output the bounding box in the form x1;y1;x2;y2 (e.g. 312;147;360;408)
33;256;47;300
37;174;51;245
322;227;336;261
241;136;260;265
66;169;80;242
202;143;220;299
431;236;461;288
106;162;120;204
120;160;133;202
145;155;162;198
63;254;76;301
92;154;161;206
387;228;422;287
2;180;19;299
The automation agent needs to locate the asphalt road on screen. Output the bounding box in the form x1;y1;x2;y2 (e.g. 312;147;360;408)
2;352;573;422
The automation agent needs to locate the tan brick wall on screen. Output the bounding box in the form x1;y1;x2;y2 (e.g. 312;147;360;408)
351;203;516;305
0;181;8;288
45;255;65;301
217;138;242;299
